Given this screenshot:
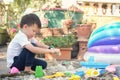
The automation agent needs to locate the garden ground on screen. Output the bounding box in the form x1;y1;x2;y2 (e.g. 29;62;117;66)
0;45;9;75
0;45;80;75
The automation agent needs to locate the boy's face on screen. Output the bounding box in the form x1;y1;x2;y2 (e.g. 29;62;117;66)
23;24;39;39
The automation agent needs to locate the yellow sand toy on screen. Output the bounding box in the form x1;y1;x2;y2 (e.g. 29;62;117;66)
69;74;81;80
45;72;65;78
113;76;120;80
86;69;99;77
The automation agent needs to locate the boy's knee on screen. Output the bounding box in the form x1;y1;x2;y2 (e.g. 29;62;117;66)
42;62;47;69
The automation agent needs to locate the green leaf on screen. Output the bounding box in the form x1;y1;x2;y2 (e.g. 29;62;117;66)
42;34;77;48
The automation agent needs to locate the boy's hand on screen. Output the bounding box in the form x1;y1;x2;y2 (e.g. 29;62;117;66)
52;49;61;56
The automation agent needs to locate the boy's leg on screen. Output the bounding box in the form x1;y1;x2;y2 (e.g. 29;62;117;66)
31;58;47;71
10;48;35;71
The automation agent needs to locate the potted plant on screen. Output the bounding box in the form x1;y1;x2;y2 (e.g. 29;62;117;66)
76;18;96;39
42;34;77;60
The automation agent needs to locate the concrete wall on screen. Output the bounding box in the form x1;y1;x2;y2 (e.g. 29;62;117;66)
86;15;120;29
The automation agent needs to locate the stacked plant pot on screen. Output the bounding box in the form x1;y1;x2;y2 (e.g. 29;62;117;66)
76;24;92;39
76;24;93;60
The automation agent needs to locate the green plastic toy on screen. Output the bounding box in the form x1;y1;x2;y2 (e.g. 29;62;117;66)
64;72;72;77
35;66;44;78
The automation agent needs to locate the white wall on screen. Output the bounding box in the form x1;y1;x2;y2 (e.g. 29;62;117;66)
62;0;77;8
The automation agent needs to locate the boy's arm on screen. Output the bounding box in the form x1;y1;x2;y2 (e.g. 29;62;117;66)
36;41;49;49
31;37;49;49
24;43;60;55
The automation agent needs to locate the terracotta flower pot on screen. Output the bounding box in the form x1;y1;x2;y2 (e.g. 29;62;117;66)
40;28;52;37
76;24;92;39
51;28;69;36
45;48;72;60
62;19;74;28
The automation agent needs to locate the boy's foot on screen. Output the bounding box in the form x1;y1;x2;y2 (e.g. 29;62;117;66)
24;70;35;74
24;66;35;74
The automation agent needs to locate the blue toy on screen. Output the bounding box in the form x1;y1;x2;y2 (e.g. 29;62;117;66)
75;71;85;77
80;56;110;69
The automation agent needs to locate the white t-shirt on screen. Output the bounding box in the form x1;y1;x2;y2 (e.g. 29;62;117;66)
7;30;37;68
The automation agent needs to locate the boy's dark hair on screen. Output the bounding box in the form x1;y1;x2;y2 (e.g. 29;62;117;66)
20;13;41;28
